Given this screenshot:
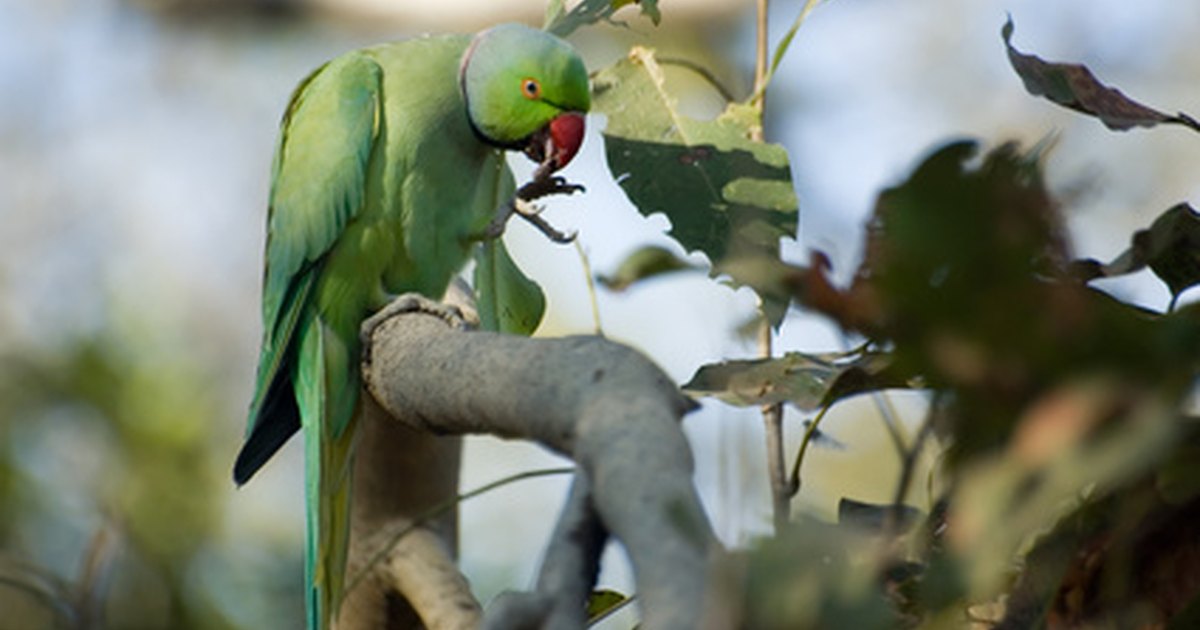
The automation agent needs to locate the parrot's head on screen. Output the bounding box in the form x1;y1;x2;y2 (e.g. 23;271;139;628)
460;23;590;172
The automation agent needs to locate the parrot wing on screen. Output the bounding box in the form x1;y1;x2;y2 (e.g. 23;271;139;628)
236;52;382;484
234;52;383;630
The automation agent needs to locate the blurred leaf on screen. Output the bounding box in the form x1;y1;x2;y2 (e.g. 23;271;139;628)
1073;203;1200;305
546;0;660;37
593;47;799;326
1002;17;1200;133
0;557;76;625
597;245;698;291
585;588;630;624
1169;593;1200;630
544;0;566;27
949;396;1179;600
837;498;922;536
474;239;546;335
743;517;899;629
682;349;898;411
1155;423;1200;505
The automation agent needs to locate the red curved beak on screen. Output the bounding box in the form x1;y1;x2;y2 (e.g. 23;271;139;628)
523;112;585;173
547;111;586;170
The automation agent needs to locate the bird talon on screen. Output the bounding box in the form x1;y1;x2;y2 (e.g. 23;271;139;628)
360;293;467;354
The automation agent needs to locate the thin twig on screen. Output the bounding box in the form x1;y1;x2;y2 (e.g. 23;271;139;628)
342;466;575;601
751;0;791;534
748;0;823;105
574;240;604;335
869;388;908;457
751;0;770;115
884;399;937;539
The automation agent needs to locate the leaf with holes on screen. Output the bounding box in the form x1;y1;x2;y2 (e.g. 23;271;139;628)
597;245;698;291
592;47;799;325
1003;17;1200;134
1072;203;1200;306
545;0;660;37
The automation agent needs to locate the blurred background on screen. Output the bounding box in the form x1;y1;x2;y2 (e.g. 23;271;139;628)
1;0;1197;627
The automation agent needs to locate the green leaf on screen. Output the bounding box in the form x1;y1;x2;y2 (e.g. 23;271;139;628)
546;0;661;38
597;245;698;291
681;349;899;411
750;0;825;103
585;588;631;624
1002;16;1200;134
1072;203;1200;304
592;47;799;326
473;239;546;335
543;0;566;29
837;498;923;535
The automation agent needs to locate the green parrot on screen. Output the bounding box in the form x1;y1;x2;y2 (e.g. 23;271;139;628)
232;23;589;630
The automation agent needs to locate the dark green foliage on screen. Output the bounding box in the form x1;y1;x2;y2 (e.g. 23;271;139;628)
1073;203;1200;307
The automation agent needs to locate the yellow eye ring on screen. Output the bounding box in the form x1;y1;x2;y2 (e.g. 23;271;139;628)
521;77;542;100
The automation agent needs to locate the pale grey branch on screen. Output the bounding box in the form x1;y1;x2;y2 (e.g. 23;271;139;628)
360;303;717;630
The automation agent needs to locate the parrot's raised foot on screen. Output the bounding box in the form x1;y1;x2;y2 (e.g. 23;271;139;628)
360;293;468;356
518;173;585;202
513;199;577;243
471;172;585;243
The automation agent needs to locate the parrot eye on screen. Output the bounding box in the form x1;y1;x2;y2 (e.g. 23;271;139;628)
521;78;542;100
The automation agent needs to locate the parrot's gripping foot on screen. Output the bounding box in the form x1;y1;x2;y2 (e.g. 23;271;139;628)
361;294;468;360
473;169;585;243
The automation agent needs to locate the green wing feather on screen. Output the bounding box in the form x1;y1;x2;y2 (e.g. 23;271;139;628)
239;52;383;630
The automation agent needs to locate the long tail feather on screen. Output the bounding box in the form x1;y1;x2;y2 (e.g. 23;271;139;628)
298;318;360;630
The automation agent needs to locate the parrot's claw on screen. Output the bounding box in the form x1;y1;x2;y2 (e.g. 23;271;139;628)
513;199;577;243
517;174;585;202
361;293;468;358
471;166;585;243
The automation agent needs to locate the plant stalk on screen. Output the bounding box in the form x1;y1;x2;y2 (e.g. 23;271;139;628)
752;0;791;534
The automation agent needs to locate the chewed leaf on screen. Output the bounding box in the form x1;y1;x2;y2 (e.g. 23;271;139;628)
1002;17;1200;134
1073;203;1200;304
682;350;905;411
597;245;698;291
593;47;800;326
546;0;660;38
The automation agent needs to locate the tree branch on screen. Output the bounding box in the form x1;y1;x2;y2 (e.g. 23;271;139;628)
359;302;719;629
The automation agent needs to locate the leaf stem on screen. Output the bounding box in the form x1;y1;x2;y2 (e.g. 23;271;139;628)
787;403;832;497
